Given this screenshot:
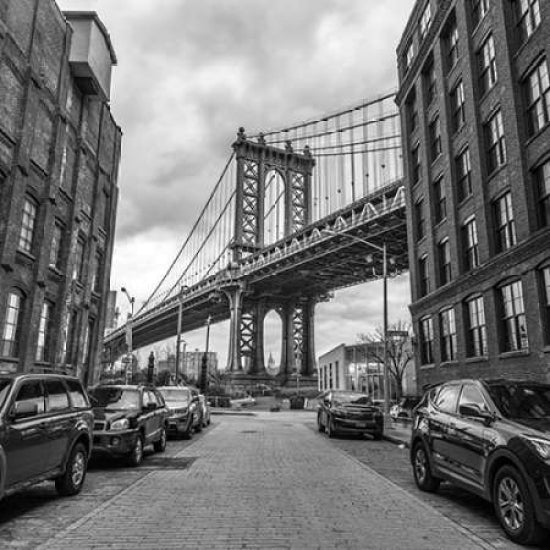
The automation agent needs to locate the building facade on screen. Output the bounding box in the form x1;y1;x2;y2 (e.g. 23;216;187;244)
318;343;416;397
396;0;550;389
0;1;121;386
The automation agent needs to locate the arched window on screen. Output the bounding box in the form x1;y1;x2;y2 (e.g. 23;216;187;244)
1;290;25;357
18;197;38;254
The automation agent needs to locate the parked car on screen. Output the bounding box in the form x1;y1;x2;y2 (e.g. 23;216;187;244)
157;386;199;439
390;396;421;421
89;385;169;466
198;395;211;428
411;378;550;545
230;393;256;408
0;373;93;501
317;390;384;439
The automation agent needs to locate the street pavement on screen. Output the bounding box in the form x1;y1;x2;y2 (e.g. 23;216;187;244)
0;410;538;549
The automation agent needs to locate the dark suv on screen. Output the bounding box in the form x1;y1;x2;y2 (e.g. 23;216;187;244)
89;385;169;466
0;373;93;501
411;378;550;545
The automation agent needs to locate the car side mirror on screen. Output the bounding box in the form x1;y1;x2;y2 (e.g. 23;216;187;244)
145;402;156;410
192;396;199;403
13;401;38;420
459;404;494;424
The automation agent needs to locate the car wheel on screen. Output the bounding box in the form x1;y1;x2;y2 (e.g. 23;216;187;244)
55;443;87;496
371;430;383;441
412;442;440;492
153;427;167;453
493;465;545;545
127;435;144;467
183;416;194;440
326;416;337;438
317;413;325;432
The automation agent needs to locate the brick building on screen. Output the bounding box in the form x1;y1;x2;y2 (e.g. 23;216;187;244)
0;1;121;385
396;0;550;389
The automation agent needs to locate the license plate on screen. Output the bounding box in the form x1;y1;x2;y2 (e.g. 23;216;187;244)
354;423;367;428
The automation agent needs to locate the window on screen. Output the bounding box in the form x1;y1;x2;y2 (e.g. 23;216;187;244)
407;91;418;132
456;148;472;201
458;384;488;411
14;381;45;415
49;222;63;269
415;199;425;240
66;379;89;408
438;238;451;285
91;250;103;293
493;192;516;253
451;81;466;131
535;161;550;228
434;384;459;413
419;2;432;40
419;255;430;297
499;280;528;352
411;145;422;183
446;19;459;70
45;379;70;412
404;41;415;71
541;267;550;344
433;176;446;222
466;296;487;356
73;237;86;281
429;117;442;161
36;301;52;362
479;35;497;95
440;307;457;362
63;310;78;365
526;59;550;136
515;0;541;43
1;291;24;357
471;0;490;27
423;59;437;105
486;110;506;173
18;197;37;254
462;218;479;271
420;316;434;364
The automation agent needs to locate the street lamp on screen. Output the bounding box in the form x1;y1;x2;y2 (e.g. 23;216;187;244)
120;287;135;384
200;315;212;393
175;285;189;385
322;229;391;420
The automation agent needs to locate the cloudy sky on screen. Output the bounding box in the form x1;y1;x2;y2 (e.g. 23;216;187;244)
57;0;415;367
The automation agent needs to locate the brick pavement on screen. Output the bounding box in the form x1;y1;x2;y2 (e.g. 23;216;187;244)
39;412;492;550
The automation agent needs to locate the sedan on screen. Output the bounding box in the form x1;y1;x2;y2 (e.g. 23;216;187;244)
317;390;384;439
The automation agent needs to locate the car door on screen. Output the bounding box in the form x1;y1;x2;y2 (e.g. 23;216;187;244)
428;383;461;475
43;378;73;470
142;390;159;444
152;389;166;431
3;379;49;486
451;383;494;486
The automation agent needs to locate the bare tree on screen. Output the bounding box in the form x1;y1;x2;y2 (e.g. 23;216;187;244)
357;320;413;399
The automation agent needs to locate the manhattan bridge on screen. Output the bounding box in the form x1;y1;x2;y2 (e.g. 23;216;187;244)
104;91;408;379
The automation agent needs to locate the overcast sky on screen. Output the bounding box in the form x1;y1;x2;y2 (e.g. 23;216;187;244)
57;0;416;369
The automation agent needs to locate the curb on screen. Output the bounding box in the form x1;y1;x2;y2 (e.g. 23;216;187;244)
210;409;256;416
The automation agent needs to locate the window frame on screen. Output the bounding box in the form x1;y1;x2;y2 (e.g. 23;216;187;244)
456;147;473;202
493;191;517;253
18;197;38;254
515;0;541;44
535;160;550;228
438;238;452;286
462;217;480;271
433;176;447;223
465;295;488;357
420;316;434;364
486;109;507;173
440;307;457;362
498;279;528;352
429;116;442;162
1;290;25;358
451;80;466;132
525;58;550;136
479;34;498;96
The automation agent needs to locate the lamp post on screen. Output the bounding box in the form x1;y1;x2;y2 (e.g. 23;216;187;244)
175;285;189;385
322;230;391;420
120;287;135;384
200;315;212;393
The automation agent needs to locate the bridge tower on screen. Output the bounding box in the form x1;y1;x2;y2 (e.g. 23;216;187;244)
224;128;316;380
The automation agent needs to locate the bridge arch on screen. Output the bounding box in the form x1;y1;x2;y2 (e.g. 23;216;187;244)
263;308;282;375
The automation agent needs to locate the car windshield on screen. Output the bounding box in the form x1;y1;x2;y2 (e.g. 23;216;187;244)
332;392;372;405
0;379;12;410
159;388;191;403
487;383;550;420
90;388;140;410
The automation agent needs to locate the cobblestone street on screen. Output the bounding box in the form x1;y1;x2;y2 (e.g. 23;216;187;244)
0;411;539;549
